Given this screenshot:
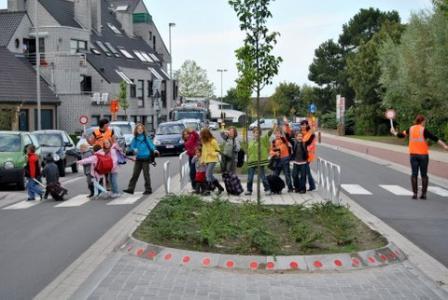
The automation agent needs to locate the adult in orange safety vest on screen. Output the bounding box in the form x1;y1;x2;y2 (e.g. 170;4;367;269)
300;119;317;191
88;119;116;147
391;115;448;199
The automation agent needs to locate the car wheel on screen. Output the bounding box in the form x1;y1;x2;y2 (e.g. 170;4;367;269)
59;160;66;177
16;175;26;191
71;163;78;173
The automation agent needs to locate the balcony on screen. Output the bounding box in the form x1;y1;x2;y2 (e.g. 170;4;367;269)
133;13;152;24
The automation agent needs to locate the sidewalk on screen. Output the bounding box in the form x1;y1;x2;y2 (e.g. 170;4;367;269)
321;132;448;179
67;179;448;300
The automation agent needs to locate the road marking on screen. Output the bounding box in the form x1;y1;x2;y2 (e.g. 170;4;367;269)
54;194;91;208
428;186;448;197
107;193;143;206
379;185;414;196
2;199;44;210
0;193;26;208
341;184;372;195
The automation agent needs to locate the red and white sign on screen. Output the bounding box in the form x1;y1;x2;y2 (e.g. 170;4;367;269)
385;109;396;120
79;115;89;125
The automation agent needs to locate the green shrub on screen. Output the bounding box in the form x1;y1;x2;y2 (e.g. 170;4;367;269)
320;112;337;129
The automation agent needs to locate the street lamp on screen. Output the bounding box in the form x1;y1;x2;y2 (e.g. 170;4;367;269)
217;69;227;127
35;0;41;130
169;23;176;79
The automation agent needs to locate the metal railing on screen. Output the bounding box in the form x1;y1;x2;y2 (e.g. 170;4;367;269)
316;158;342;204
179;151;190;191
163;160;171;194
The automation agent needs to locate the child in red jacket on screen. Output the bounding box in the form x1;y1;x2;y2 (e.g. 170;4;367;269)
25;145;43;201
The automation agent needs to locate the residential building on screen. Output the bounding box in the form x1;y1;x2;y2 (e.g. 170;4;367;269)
2;0;177;133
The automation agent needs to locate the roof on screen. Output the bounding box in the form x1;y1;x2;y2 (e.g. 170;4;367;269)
0;11;26;46
106;0;141;13
0;47;60;104
39;0;82;28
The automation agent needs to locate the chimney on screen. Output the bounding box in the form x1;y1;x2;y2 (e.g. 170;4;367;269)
74;0;92;31
8;0;25;11
90;0;102;34
115;11;134;37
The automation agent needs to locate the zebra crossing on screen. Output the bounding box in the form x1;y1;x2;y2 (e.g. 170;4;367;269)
1;192;143;210
341;184;448;197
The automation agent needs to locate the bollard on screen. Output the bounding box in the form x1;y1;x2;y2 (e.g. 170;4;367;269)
179;151;190;191
163;160;171;194
316;158;342;204
318;131;322;143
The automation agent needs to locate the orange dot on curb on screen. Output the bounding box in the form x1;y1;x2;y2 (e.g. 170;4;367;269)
368;257;376;264
182;256;191;264
313;261;323;268
290;261;299;269
266;262;275;270
352;258;360;266
136;248;144;256
202;258;211;266
249;261;258;270
226;260;234;269
334;259;343;267
147;251;157;259
164;253;172;261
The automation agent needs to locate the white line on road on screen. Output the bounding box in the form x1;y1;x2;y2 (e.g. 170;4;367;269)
428;186;448;197
54;195;91;208
107;193;143;206
379;185;414;196
2;199;44;210
341;184;372;195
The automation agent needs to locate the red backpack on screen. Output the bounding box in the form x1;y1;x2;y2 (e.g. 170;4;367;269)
94;153;113;175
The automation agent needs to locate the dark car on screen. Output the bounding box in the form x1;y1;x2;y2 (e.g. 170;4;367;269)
153;122;185;155
32;130;79;177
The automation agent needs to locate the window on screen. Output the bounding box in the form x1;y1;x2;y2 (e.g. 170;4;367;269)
117;115;127;121
34;109;53;130
149;31;153;41
23;134;33;147
149;68;163;80
130;79;136;98
91;47;101;55
95;41;111;56
152;36;156;50
161;81;167;108
70;39;88;54
133;50;146;62
148;52;159;62
107;23;122;34
160;68;170;79
115;70;133;84
80;75;92;93
103;115;112;121
137;80;144;107
118;48;134;59
104;42;120;57
141;52;154;63
19;109;29;131
131;115;138;123
91;115;100;126
147;80;153;97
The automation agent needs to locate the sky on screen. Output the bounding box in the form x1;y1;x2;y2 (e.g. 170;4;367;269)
0;0;433;96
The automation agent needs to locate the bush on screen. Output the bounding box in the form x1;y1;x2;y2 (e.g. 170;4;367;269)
320;112;337;129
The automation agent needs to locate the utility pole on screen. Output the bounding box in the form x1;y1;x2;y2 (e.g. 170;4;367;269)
168;23;176;79
35;0;41;130
217;69;227;127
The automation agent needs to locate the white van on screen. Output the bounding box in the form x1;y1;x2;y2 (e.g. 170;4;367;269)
248;119;277;130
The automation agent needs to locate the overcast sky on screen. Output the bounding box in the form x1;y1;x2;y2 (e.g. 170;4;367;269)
0;0;433;96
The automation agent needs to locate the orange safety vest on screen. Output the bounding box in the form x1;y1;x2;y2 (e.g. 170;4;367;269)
303;130;316;162
93;128;113;147
408;125;429;155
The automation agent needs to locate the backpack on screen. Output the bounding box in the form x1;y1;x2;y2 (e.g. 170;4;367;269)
267;175;285;194
94;153;113;175
222;172;243;196
236;149;245;168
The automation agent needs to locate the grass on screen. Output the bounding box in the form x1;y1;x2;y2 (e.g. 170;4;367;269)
133;195;387;256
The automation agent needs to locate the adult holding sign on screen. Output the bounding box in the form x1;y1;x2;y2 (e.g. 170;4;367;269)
390;114;448;200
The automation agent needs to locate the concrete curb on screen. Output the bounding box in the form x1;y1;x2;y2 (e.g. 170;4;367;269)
121;237;405;273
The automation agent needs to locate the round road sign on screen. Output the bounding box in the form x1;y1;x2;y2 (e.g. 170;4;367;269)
79;115;89;125
385;109;396;120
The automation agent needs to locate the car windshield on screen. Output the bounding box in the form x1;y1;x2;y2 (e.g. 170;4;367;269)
157;124;184;135
34;133;63;147
112;124;132;135
0;134;21;152
184;122;199;130
175;111;205;121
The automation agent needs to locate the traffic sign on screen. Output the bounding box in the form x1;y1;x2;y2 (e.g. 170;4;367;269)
385;109;396;120
309;103;317;114
79;115;88;125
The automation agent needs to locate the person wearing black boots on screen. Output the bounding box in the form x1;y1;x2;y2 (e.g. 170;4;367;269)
391;115;448;199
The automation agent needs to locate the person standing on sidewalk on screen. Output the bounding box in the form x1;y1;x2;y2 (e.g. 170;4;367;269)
291;132;308;193
391;115;448;199
220;127;240;174
183;128;200;191
301;120;317;191
270;127;293;192
200;128;224;195
245;127;271;196
123;124;157;195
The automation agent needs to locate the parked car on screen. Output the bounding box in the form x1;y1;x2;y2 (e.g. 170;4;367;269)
32;130;79;177
153;122;185;155
208;121;219;130
110;121;136;150
248;118;277;130
76;126;126;152
180;119;201;132
0;131;41;190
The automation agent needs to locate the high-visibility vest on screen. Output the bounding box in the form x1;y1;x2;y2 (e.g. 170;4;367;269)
303;130;316;162
93;128;113;147
408;125;429;155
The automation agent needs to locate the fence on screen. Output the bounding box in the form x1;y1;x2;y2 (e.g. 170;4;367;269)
316;158;342;204
163;160;171;194
179;151;190;191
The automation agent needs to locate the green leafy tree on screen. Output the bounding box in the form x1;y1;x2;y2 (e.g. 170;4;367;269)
174;60;215;97
270;82;301;117
118;80;129;119
229;0;282;204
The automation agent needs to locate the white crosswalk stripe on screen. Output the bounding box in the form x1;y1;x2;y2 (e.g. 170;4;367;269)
428;186;448;197
107;193;143;206
341;184;372;195
54;194;91;208
2;199;44;210
379;185;414;196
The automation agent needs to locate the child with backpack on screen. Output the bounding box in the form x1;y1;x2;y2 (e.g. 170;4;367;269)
42;153;67;200
270;127;293;192
24;145;43;201
220;127;240;174
291;132;308;194
192;147;207;194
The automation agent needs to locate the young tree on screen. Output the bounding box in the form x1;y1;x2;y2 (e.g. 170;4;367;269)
118;80;129;120
229;0;282;204
174;60;215;97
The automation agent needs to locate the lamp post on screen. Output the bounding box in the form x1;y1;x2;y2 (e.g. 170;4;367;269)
35;0;41;130
168;23;176;79
217;69;227;127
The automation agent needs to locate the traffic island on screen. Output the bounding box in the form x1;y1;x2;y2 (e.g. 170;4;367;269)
123;194;405;272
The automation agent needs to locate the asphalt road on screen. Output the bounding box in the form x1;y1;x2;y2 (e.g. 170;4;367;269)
0;156;179;300
317;145;448;268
